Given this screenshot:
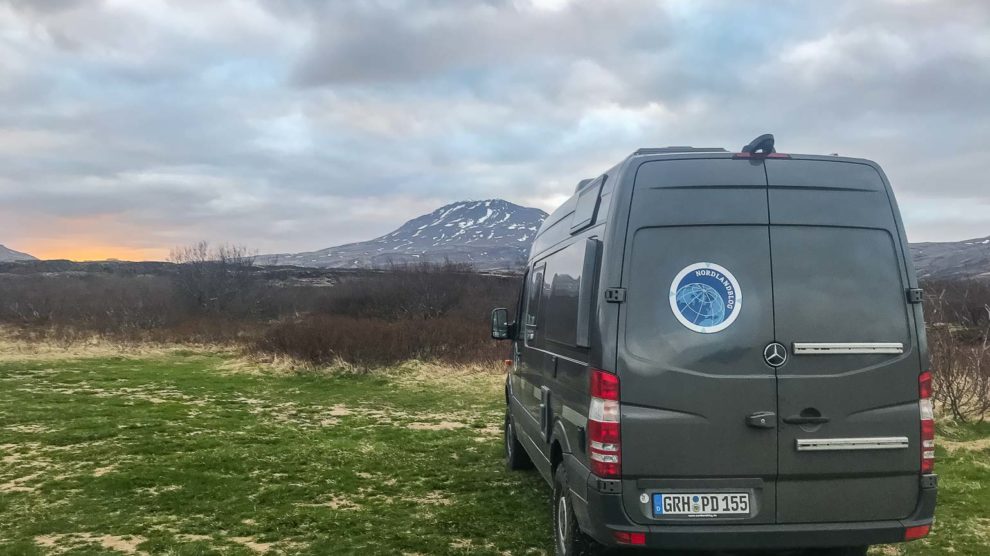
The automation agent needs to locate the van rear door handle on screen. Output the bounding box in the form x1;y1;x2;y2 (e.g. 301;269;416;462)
746;411;776;429
783;415;830;425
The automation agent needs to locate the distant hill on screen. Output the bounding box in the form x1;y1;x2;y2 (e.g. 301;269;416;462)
911;235;990;280
0;244;37;262
258;199;547;271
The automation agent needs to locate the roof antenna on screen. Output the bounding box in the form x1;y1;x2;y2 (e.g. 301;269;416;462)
741;133;775;154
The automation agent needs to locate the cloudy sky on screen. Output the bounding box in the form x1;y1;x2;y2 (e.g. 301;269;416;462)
1;0;988;260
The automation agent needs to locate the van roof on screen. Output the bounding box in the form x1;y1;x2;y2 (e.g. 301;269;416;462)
632;147;728;155
627;149;878;167
629;135;877;166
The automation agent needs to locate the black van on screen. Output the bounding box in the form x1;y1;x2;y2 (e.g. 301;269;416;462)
490;135;937;555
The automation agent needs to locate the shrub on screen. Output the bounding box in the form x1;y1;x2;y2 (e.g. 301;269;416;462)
924;283;990;422
0;259;521;366
253;315;506;367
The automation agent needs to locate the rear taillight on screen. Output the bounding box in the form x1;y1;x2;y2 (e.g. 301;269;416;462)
612;531;646;545
919;371;935;474
905;524;931;541
589;369;621;479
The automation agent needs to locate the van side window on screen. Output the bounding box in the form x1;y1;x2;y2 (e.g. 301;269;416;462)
544;241;587;348
570;175;605;233
524;264;546;344
513;269;528;339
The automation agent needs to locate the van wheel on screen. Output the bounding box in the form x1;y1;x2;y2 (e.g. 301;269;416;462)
553;465;598;556
805;547;868;556
504;410;533;470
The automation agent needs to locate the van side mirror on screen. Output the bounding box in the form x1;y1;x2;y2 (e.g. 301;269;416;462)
491;308;513;340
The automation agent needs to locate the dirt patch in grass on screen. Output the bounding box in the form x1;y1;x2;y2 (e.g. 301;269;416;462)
230;536;274;553
92;464;117;477
34;533;147;554
0;470;44;493
296;495;361;510
407;421;467;431
411;491;454;506
176;533;212;542
6;424;58;434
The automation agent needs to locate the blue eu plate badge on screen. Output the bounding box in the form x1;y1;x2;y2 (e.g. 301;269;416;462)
669;262;742;334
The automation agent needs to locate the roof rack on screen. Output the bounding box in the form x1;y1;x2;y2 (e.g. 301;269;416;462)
632;147;728;155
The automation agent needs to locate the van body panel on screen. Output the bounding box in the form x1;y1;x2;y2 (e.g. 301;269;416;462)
766;159;922;523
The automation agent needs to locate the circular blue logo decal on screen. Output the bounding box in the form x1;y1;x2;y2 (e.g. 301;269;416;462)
669;262;742;333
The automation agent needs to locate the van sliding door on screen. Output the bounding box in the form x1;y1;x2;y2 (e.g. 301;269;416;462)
766;159;921;524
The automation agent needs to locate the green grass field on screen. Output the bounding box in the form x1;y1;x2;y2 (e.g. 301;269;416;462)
0;353;987;555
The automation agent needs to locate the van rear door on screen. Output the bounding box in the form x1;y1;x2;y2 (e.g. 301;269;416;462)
766;159;921;523
617;158;778;524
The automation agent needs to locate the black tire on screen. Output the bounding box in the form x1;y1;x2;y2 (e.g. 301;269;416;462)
504;409;533;470
553;464;599;556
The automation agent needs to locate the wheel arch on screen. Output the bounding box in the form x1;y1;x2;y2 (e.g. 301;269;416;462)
549;418;572;475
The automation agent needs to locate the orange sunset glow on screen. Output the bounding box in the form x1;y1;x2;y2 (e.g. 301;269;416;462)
18;241;169;262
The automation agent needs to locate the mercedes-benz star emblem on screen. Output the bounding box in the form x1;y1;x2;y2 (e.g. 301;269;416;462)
764;342;787;368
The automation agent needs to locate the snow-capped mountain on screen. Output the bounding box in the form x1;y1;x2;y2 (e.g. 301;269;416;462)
911;235;990;280
260;199;548;271
0;244;37;262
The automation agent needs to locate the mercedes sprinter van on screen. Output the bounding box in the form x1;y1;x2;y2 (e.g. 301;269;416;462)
491;135;936;555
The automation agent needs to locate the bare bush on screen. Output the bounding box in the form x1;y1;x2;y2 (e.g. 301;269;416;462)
253;315;505;367
924;285;990;422
0;274;181;332
168;242;258;315
316;262;510;321
0;257;521;366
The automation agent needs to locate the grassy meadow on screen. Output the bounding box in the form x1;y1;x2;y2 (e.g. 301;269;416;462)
0;350;987;555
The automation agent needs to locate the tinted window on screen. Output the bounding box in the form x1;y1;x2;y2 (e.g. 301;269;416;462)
524;264;545;346
544;242;586;347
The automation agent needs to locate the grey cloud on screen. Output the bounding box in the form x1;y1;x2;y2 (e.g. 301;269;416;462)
0;0;988;259
291;0;669;87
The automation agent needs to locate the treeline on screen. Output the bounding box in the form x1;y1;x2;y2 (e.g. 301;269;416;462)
0;243;520;366
0;248;987;421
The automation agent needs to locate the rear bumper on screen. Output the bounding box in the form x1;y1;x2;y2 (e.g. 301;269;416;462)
576;472;937;550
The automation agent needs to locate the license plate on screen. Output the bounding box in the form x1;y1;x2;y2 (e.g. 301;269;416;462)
652;493;750;517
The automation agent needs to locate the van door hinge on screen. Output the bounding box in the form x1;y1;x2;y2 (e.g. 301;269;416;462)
907;288;924;304
604;288;626;303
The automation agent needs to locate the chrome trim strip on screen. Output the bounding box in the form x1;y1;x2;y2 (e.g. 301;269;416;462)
796;437;909;451
793;342;904;355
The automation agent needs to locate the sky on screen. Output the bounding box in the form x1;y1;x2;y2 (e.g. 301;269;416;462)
1;0;988;261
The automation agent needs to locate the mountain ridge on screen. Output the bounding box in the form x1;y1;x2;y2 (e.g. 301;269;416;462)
0;244;37;262
910;235;990;280
257;199;547;271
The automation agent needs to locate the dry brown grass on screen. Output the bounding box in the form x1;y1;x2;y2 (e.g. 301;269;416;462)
0;326;235;362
